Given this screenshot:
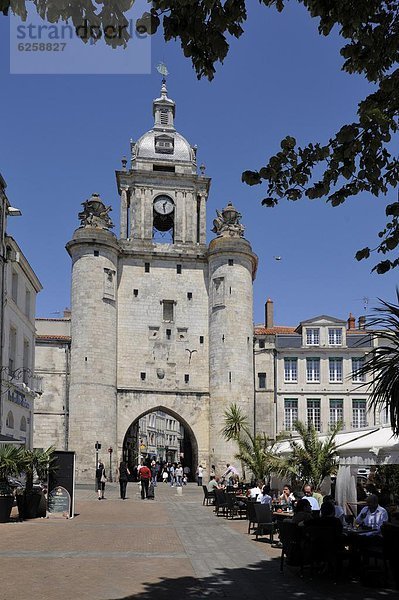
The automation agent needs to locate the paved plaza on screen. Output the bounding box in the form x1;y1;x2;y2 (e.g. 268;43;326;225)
0;483;397;600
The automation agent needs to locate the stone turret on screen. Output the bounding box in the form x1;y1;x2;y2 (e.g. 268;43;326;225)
66;194;119;479
208;202;258;473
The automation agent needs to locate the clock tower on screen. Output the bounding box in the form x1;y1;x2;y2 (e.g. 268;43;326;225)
66;80;256;478
116;79;210;246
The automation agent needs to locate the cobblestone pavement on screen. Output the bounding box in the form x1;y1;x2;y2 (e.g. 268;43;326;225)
0;482;397;600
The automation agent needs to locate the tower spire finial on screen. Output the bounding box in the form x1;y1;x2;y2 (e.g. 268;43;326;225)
156;62;169;97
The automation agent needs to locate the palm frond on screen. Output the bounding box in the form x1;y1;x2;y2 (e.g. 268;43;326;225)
220;403;249;442
355;288;399;436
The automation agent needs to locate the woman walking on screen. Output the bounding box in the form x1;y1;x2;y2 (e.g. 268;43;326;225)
117;460;130;499
96;460;107;500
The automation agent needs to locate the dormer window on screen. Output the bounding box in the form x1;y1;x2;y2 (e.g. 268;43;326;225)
155;134;174;154
306;328;320;345
328;328;342;345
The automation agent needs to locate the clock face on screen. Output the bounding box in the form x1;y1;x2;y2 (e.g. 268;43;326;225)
154;195;174;215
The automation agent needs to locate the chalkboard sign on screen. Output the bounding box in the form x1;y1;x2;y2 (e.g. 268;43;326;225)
47;451;75;518
48;486;71;518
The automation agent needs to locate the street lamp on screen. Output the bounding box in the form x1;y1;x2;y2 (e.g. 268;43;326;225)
94;441;101;469
108;446;113;482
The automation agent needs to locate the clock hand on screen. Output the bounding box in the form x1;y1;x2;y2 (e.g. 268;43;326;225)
163;201;167;213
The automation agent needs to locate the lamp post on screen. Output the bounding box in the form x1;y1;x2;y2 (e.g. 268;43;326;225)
108;446;113;482
94;441;101;469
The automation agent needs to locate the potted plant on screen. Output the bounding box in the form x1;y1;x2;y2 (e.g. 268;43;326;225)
18;447;54;519
0;444;23;523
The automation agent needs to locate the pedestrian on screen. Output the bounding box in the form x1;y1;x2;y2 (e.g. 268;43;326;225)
96;460;107;500
139;464;151;499
197;464;204;486
151;461;158;487
169;463;175;487
116;460;130;500
175;463;183;486
183;465;191;481
162;468;168;483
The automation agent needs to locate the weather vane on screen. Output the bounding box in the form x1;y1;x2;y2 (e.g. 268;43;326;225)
156;62;169;80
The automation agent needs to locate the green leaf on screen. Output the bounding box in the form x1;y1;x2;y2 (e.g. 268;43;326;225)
373;260;392;274
280;136;296;150
242;170;261;186
355;247;371;261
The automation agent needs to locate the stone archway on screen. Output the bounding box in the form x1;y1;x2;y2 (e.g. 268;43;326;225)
122;406;199;478
117;392;210;476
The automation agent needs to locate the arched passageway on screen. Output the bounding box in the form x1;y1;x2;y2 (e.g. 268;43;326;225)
122;406;199;481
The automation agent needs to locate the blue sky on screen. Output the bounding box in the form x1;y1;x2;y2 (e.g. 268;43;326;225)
0;2;397;326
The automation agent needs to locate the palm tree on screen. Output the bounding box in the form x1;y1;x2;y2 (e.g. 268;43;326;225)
220;403;249;442
355;289;399;436
0;444;23;484
22;447;55;494
235;431;283;482
275;421;341;490
221;403;283;481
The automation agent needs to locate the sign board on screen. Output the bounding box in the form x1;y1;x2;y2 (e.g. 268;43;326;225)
47;451;76;518
47;486;71;518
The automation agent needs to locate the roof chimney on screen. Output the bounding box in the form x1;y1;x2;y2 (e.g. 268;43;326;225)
358;315;366;330
265;298;274;329
347;313;356;330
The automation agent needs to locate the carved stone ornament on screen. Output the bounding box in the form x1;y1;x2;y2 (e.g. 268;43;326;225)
78;193;114;230
212;201;244;238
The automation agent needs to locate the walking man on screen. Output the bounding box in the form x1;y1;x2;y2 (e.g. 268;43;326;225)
139;464;151;499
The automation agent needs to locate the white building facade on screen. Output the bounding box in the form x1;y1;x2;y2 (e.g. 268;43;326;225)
254;302;378;440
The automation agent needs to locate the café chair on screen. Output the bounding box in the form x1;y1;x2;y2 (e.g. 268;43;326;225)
253;503;276;543
247;499;257;534
303;526;346;579
382;522;399;589
202;485;215;506
214;489;227;516
278;520;304;574
225;491;246;519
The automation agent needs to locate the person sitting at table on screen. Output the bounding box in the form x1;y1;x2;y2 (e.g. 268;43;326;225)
207;475;223;493
313;488;324;508
302;484;320;510
355;494;388;533
259;484;272;505
291;498;313;525
247;480;263;500
305;500;343;534
279;484;295;505
322;495;345;525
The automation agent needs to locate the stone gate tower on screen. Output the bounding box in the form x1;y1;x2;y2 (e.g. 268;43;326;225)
66;81;257;478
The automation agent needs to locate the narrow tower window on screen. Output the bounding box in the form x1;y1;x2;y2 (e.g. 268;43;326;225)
163;300;174;322
140;372;146;381
228;259;234;266
133;289;138;297
177;264;182;274
187;292;192;300
184;374;190;383
145;262;150;273
199;336;204;344
94;250;99;257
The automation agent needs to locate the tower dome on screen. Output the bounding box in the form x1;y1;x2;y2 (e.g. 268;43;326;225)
131;80;197;173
